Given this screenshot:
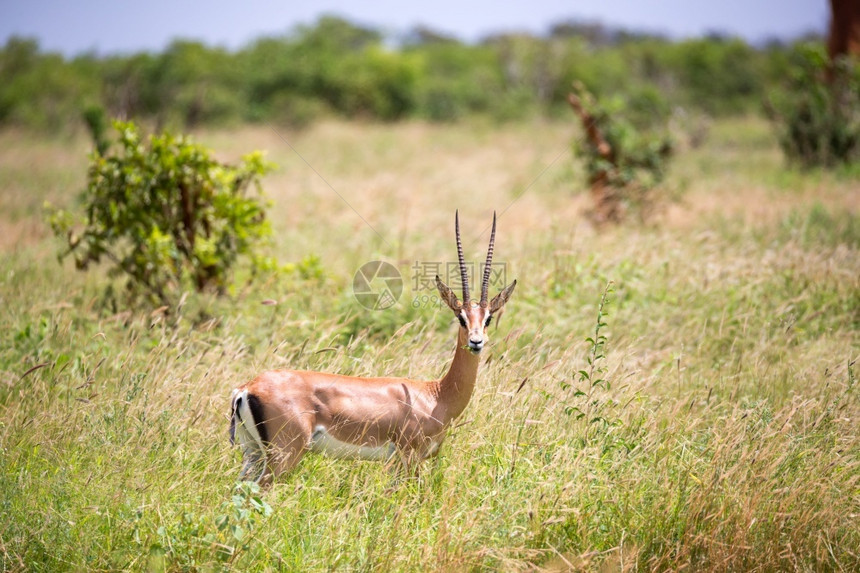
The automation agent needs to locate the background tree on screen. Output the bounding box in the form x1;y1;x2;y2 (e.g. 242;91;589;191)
0;16;831;130
827;0;860;68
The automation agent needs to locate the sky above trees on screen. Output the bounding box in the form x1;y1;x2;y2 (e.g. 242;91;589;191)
1;0;828;56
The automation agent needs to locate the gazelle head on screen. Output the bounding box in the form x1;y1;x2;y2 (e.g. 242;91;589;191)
436;211;517;353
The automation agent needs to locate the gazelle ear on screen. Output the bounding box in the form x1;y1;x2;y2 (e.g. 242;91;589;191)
435;275;461;312
489;279;517;314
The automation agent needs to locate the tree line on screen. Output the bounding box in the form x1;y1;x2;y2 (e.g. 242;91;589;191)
0;15;822;131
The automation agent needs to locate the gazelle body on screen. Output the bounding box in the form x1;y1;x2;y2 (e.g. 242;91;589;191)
230;212;516;484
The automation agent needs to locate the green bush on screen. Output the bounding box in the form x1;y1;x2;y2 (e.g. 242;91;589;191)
142;482;273;571
569;82;673;222
766;45;860;169
48;121;277;308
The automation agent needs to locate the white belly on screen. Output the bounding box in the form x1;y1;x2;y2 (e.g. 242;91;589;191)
309;426;397;461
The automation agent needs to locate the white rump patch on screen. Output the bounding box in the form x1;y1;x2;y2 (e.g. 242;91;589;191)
232;389;267;482
309;425;396;461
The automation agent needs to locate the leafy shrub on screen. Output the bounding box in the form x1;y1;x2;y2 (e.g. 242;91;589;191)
766;45;860;168
545;282;631;450
142;482;273;571
568;82;673;223
48;120;277;309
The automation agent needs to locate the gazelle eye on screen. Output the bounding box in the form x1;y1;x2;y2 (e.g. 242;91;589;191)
458;315;467;328
485;315;493;327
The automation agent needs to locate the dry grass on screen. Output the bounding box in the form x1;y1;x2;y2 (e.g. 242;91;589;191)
0;116;858;571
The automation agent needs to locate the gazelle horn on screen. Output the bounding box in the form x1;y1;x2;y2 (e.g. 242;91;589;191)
480;212;497;307
455;210;470;306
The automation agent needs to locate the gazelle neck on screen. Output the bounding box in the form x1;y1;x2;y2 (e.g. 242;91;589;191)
436;327;482;421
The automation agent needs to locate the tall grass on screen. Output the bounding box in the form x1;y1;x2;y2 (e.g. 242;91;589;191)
1;118;858;571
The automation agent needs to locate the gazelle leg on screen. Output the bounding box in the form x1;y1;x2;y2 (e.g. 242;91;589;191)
234;418;268;483
397;446;425;480
239;447;266;483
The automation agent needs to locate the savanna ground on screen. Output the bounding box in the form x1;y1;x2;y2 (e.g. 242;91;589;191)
0;116;858;571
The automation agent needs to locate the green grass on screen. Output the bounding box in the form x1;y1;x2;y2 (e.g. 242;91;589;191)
1;117;858;571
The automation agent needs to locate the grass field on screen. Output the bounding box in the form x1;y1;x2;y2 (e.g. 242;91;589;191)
0;117;858;571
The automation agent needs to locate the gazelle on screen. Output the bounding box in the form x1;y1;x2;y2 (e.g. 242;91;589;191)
229;211;516;484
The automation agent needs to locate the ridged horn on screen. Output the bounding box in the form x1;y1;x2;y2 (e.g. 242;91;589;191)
480;212;497;307
455;210;470;306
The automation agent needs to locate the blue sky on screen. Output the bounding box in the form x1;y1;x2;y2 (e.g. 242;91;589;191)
1;0;829;56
